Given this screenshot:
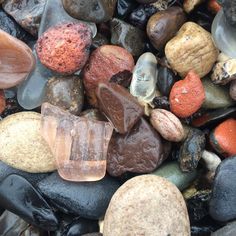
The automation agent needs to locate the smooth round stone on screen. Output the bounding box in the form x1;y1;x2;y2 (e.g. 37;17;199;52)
0;112;56;173
212;9;236;59
212;221;236;236
103;175;190;236
152;161;198;191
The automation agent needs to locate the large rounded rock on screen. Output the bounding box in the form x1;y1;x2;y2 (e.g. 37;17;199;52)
103;175;190;236
0;112;56;173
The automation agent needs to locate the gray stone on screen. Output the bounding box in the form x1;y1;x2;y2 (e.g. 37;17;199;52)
212;221;236;236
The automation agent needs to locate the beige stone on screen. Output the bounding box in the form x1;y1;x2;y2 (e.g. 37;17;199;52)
0;112;56;173
165;22;218;78
103;175;190;236
183;0;204;13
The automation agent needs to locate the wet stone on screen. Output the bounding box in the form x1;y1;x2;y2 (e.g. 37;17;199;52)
0;174;58;231
37;172;120;219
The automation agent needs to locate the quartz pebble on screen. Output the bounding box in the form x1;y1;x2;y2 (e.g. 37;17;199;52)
165;22;219;78
0;90;6;114
103;175;190;236
0;29;35;89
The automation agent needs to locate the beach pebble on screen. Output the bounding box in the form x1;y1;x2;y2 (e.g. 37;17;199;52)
212;221;236;236
183;0;204;13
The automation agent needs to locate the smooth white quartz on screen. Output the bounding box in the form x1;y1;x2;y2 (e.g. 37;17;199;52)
130;52;158;104
212;9;236;59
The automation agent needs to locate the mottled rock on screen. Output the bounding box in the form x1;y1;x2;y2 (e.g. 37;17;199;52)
103;175;190;236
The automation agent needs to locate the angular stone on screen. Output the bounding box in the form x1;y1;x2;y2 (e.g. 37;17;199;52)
96;83;143;134
0;29;35;89
37;172;120;219
41;103;113;182
0;174;58;230
130;52;157;104
62;0;117;23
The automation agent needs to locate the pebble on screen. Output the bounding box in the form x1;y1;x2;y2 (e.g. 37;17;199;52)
150;109;185;142
179;128;206;172
116;0;138;19
36;22;92;74
147;7;186;50
103;175;190;236
209;156;236;222
152;161;198;191
165;22;219;78
222;0;236;26
201;150;221;172
37;173;120;219
0;174;58;230
0;112;56;173
208;0;221;14
110;18;146;56
152;96;170;110
230;80;236;100
0;29;35;89
183;0;204;13
2;0;46;36
169;70;205;118
91;33;109;50
210;118;236;157
44;76;84;115
96;83;143;134
62;0;117;23
212;221;236;236
83;45;134;107
0;90;6;114
107;118;164;176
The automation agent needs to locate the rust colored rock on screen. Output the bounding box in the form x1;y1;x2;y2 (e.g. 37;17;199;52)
107;118;164;177
0;90;6;114
96;83;143;134
36;22;92;74
169;71;205;118
0;29;35;89
83;45;134;107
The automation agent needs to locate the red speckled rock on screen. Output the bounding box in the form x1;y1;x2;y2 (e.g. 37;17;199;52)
36;22;92;74
83;45;134;107
0;90;6;114
169;70;205;118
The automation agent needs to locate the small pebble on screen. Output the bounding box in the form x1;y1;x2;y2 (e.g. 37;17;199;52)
0;90;6;114
183;0;204;13
201;150;221;172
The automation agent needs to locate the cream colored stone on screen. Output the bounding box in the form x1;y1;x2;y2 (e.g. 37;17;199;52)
183;0;204;13
165;22;218;78
0;112;56;173
103;175;190;236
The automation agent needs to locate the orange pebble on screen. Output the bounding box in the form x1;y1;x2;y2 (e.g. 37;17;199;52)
0;90;5;114
169;70;205;118
210;118;236;157
208;0;221;14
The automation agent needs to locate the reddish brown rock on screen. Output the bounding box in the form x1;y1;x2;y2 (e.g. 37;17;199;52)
0;29;35;89
83;45;134;106
0;90;6;114
36;22;92;74
96;83;143;134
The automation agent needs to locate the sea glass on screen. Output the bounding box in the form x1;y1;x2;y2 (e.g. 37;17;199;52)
212;9;236;59
41;103;113;182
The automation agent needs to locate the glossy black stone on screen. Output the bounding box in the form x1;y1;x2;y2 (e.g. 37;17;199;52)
116;0;138;19
152;96;170;110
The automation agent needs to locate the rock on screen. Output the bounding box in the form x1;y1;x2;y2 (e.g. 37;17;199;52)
183;0;204;13
96;83;143;134
165;22;219;78
210;118;236;157
83;45;134;106
91;33;109;50
202;77;234;109
82;234;103;236
103;175;190;236
107;118;164;176
222;0;236;26
81;109;107;121
0;112;56;173
62;0;117;23
41;103;113;182
212;221;236;236
152;96;170;110
136;0;156;3
45;76;84;115
230;80;236;100
0;29;35;89
201;150;221;172
116;0;138;19
179;129;206;172
0;174;58;230
152;161;198;191
36;22;92;74
37;173;120;219
209;156;236;221
0;90;6;114
208;0;221;14
2;0;46;36
20;225;47;236
169;70;205;118
130;52;157;105
150;109;185;142
110;18;145;56
147;7;186;50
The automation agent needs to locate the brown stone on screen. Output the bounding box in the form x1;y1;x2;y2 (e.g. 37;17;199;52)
96;83;143;134
0;90;6;114
0;29;35;89
83;45;134;107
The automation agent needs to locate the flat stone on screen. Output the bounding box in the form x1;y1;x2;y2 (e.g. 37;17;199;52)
0;29;35;89
103;175;190;236
0;112;56;173
37;172;120;219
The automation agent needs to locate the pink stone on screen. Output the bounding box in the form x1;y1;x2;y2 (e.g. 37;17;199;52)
41;103;113;182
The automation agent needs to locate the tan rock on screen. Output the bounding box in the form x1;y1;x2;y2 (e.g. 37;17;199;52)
165;22;218;78
0;112;56;173
103;175;190;236
183;0;204;13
